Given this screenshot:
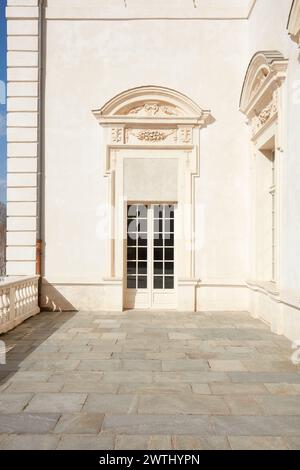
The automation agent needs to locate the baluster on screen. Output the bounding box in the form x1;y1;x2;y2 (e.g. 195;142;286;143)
24;284;30;314
31;282;35;307
34;282;38;306
9;286;16;321
19;285;24;316
16;285;21;316
21;284;26;315
8;289;11;322
3;290;10;323
23;284;28;314
27;283;33;311
25;284;30;313
33;282;37;308
22;284;27;315
28;283;33;313
15;286;20;317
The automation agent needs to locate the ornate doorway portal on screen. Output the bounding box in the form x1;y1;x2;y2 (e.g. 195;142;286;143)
92;86;212;311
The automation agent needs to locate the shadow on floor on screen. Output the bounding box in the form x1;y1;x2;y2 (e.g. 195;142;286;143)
0;310;76;387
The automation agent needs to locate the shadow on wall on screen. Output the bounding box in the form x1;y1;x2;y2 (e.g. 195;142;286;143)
40;280;78;312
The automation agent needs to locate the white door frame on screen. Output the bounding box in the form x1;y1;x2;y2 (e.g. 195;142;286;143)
125;203;177;310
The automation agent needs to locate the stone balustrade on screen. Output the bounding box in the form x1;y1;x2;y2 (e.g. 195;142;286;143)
0;276;40;334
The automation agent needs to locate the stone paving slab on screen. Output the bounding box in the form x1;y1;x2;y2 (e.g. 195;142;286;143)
56;433;115;450
121;359;162;371
61;382;118;394
208;360;247;372
241;359;299;373
173;436;230;450
229;372;300;384
77;359;121;371
210;383;268;395
115;434;172;450
3;382;64;393
0;433;60;450
285;436;300;450
48;371;104;383
0;413;60;434
212;416;300;436
6;371;53;382
103;414;214;435
83;394;138;414
162;359;209;371
224;396;263;415
190;384;211;394
102;371;153;384
118;382;191;394
264;383;300;395
53;413;104;434
255;395;300;415
153;371;230;383
25;393;87;413
0;309;299;449
26;359;80;371
138;394;230;415
0;393;33;413
228;436;289;450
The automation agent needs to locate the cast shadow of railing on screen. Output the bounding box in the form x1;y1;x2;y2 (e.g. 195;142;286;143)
0;284;78;388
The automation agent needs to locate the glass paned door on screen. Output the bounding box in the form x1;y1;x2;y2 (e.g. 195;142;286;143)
126;204;148;290
153;205;175;290
125;204;176;309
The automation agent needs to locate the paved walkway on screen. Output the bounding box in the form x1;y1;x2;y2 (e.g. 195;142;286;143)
0;310;300;450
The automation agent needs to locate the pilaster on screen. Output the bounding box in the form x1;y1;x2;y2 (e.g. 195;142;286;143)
6;0;41;276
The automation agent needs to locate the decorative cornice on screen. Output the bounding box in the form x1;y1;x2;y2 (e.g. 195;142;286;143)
44;0;256;21
287;0;300;46
93;86;213;129
240;51;288;140
240;51;288;116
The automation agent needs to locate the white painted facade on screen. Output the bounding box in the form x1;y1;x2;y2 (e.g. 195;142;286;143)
5;0;300;340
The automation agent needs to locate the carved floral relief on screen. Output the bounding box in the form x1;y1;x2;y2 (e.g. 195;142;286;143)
178;127;193;144
136;130;168;142
111;128;123;143
125;128;177;144
252;94;278;136
127;103;180;117
111;126;194;145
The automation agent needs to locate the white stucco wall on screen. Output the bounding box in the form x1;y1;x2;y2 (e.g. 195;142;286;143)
42;10;249;310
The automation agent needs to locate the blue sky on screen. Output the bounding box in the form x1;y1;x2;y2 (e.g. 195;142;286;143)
0;0;6;204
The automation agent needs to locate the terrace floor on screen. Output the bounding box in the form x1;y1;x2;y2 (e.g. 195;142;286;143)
0;310;300;450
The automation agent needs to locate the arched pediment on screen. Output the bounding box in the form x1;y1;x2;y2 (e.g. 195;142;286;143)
240;51;288;116
93;86;212;127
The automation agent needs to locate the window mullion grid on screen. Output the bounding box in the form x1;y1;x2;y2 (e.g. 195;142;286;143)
162;207;165;290
135;226;138;288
